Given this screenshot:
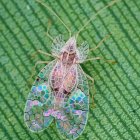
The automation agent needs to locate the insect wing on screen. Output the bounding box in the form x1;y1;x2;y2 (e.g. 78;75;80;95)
51;62;77;93
51;34;65;56
50;61;64;90
24;60;56;132
56;65;89;140
77;41;89;63
63;65;77;92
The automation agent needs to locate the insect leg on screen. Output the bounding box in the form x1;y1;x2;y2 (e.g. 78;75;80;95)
31;49;57;59
34;60;50;68
28;61;50;85
89;34;111;52
46;31;53;41
84;72;95;109
84;57;116;64
84;73;94;84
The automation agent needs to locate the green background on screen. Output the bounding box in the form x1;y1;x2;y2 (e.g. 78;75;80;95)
0;0;140;140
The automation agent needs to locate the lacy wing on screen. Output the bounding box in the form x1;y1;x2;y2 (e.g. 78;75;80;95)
24;60;57;132
56;64;89;139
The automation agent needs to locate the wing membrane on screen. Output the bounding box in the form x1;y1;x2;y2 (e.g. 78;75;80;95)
77;41;89;63
51;35;65;56
24;60;57;132
56;65;89;139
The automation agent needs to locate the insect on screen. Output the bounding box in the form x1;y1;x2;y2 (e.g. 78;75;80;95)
24;0;120;139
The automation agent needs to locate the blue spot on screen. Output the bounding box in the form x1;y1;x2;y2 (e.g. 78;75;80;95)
77;97;81;101
38;85;42;91
65;108;70;113
72;109;76;113
31;86;36;92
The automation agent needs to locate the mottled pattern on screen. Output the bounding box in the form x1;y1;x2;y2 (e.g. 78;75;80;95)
51;34;65;57
77;41;89;63
24;36;89;140
24;64;89;139
56;66;89;139
51;61;77;94
57;89;89;139
24;60;56;132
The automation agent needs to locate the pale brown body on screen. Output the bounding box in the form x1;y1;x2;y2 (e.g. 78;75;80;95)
50;37;78;100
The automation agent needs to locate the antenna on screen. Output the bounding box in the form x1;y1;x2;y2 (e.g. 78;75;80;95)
76;0;121;39
36;0;71;37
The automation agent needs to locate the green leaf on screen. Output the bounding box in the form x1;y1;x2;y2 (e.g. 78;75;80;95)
0;0;140;140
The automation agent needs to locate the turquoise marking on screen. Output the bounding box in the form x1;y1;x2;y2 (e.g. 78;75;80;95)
45;90;49;93
80;93;84;97
38;102;43;106
43;85;47;90
70;99;74;104
72;96;75;100
39;72;44;78
44;93;49;99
